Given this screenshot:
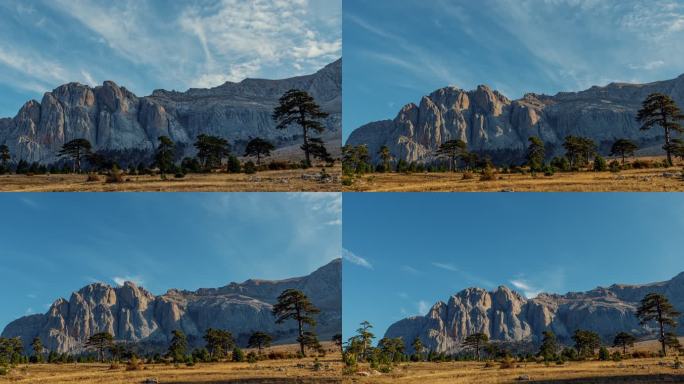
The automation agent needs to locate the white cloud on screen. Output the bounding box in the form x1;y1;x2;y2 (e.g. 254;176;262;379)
19;197;39;209
342;248;372;269
431;262;458;272
400;265;421;275
510;279;541;298
25;307;34;315
628;60;666;70
112;275;144;287
417;300;430;315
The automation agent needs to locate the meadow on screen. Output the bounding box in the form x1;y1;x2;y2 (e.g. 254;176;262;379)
0;167;340;192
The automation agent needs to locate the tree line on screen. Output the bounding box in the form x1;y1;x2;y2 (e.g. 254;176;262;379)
0;89;333;176
339;292;682;374
342;92;684;180
0;289;332;375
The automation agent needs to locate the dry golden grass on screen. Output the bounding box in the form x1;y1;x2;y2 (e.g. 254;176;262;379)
0;166;340;192
343;167;684;192
0;344;343;384
345;357;684;384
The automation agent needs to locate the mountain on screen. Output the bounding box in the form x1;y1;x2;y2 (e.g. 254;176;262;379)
384;272;684;354
346;74;684;163
0;59;341;164
1;259;341;354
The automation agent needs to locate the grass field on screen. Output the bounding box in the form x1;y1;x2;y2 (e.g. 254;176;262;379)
347;357;684;383
0;344;343;383
343;164;684;192
0;166;341;192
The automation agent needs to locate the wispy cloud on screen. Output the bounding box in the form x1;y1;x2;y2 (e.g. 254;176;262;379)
19;197;39;209
509;279;541;298
112;275;144;287
342;248;373;269
400;265;421;275
431;261;495;288
417;300;430;315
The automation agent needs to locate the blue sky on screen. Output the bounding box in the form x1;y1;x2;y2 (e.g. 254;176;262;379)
343;193;684;341
0;0;341;118
343;0;684;141
0;192;341;330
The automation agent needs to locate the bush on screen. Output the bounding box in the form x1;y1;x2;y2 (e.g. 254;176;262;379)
598;346;610;361
243;161;257;174
593;155;608;171
611;351;622;362
609;160;621;173
232;347;244;362
543;164;555;176
551;156;571;172
86;173;101;182
227;156;241;173
247;352;258;363
268;161;290;170
631;159;652;169
462;172;474;180
342;176;353;186
480;167;496;181
126;356;143;371
105;165;124;183
500;357;515;369
174;172;185;178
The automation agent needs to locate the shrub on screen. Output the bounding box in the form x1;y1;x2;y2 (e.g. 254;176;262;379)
232;347;244;362
126;356;143;371
500;357;515;369
342;176;353;186
480;167;496;181
268;161;290;170
462;172;474;180
611;351;622;362
609;160;621;173
598;346;610;361
543;165;555;176
106;165;124;183
227;156;241;173
247;352;258;363
378;364;392;373
631;159;652;169
243;161;257;174
593;155;608;171
174;172;185;178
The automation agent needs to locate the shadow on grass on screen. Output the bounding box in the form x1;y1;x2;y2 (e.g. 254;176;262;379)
530;374;683;383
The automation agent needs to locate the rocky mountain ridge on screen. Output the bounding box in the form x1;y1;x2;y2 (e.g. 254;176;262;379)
0;59;341;164
1;259;341;354
346;74;684;163
385;271;684;354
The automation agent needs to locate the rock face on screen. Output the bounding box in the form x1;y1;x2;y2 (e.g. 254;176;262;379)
0;59;341;163
385;272;684;354
1;259;341;354
347;74;684;163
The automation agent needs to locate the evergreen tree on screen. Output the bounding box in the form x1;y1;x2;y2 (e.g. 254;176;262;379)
272;89;328;167
0;144;9;173
610;139;638;164
167;330;187;363
636;293;681;355
377;145;392;172
272;289;320;356
572;329;601;358
58;139;92;172
31;337;43;363
538;330;558;360
435;139;467;171
378;337;405;362
636;93;684;165
526;136;546;171
332;334;343;356
85;332;113;362
247;331;272;354
244;137;274;165
411;337;424;361
194;134;230;170
462;333;489;361
154;135;176;176
203;328;235;359
612;332;636;355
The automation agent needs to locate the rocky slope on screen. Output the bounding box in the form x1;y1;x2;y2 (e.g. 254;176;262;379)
385;272;684;354
347;74;684;163
1;259;341;354
0;59;341;164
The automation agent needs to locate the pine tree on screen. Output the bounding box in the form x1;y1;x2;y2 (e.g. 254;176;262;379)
610;139;638;164
168;330;188;363
247;331;272;354
435;139;467;171
154;136;176;176
272;289;320;356
85;332;113;362
244;137;275;166
636;293;681;355
462;333;489;361
526;136;546;171
612;332;636;355
272;89;328;167
636;93;684;165
58;139;92;173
